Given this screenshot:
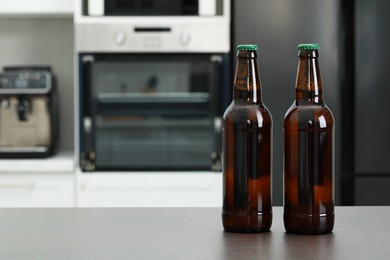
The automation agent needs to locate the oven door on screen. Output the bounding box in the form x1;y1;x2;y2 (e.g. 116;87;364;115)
79;53;228;171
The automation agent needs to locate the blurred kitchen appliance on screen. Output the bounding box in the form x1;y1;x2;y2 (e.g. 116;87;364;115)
86;0;221;16
75;0;232;171
0;67;58;158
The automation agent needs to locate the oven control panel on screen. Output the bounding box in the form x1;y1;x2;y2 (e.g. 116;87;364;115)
75;0;230;53
112;29;189;49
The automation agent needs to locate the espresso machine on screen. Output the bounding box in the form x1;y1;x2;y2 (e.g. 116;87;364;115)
0;67;58;158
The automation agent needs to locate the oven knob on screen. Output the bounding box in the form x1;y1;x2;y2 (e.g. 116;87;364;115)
180;33;191;46
114;31;126;46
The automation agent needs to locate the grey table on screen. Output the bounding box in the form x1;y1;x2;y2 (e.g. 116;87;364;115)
0;207;389;259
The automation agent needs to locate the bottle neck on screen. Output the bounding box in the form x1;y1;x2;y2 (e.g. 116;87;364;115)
233;51;262;103
295;50;323;104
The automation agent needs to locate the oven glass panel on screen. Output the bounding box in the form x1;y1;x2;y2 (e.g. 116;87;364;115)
81;54;223;171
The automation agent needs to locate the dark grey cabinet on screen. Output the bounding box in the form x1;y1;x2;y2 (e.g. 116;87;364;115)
234;0;390;206
354;0;390;205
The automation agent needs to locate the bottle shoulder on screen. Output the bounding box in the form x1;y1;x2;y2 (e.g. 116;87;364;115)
223;101;272;125
284;102;334;130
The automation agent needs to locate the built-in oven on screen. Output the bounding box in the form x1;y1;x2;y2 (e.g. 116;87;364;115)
75;0;232;172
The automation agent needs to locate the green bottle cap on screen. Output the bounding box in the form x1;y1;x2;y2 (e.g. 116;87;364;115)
237;44;258;51
298;43;320;50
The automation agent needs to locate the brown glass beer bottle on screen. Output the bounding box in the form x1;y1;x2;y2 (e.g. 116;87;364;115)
284;44;334;234
222;44;272;232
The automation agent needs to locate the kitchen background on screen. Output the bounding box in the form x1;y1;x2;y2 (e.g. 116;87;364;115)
0;0;388;207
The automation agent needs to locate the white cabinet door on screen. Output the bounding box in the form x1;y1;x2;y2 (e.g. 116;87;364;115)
0;0;73;15
77;171;222;207
0;151;75;207
0;174;74;207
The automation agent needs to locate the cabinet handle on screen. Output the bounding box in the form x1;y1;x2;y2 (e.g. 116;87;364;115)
0;182;35;189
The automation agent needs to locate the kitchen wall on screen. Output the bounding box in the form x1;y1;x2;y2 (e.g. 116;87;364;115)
0;17;74;150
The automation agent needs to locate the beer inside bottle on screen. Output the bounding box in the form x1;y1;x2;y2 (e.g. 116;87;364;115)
284;44;334;234
222;44;273;232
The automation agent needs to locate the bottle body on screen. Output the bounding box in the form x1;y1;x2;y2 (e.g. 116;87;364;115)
283;44;334;234
284;103;334;234
222;102;272;232
222;45;272;232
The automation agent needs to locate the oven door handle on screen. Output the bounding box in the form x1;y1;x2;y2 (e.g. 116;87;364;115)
210;55;225;171
97;92;210;104
80;55;95;172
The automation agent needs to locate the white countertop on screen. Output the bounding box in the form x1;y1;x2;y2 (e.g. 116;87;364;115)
0;150;74;173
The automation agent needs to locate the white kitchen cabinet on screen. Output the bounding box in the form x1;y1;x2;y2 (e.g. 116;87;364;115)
0;151;222;207
0;173;74;207
76;170;222;207
0;0;73;16
0;150;75;207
